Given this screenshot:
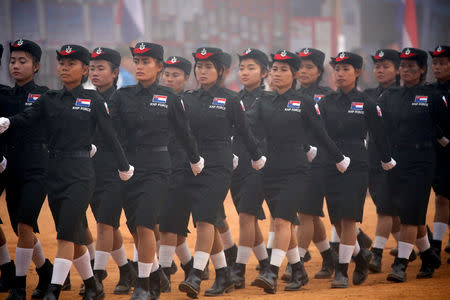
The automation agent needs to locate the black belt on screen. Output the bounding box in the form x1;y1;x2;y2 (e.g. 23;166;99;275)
6;143;48;152
49;150;90;159
335;139;365;146
393;142;432;150
127;145;168;152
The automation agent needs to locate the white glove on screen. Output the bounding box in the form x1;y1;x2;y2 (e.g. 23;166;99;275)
306;146;317;163
90;144;97;158
0;117;10;134
232;154;239;170
336;156;350;173
0;156;6;173
364;139;368;149
252;156;266;170
381;158;397;171
118;165;134;181
438;136;449;148
191;156;205;176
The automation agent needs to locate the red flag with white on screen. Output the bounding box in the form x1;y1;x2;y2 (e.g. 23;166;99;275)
402;0;419;48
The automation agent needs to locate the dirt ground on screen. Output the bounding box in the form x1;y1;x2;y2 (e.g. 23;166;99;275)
0;191;449;300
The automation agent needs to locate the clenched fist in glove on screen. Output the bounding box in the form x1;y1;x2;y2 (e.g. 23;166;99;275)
191;156;205;176
252;156;266;170
336;156;350;173
306;146;317;163
119;165;134;181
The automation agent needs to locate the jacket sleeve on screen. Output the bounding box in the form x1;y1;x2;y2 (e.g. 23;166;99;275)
168;95;200;163
307;97;344;163
429;91;450;136
93;95;130;171
9;93;46;128
228;96;261;161
364;98;391;163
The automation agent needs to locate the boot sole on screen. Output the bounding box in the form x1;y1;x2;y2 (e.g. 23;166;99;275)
416;272;433;279
204;284;235;296
253;277;275;293
331;282;348;288
113;287;132;295
314;271;333;279
387;273;406;282
179;282;199;299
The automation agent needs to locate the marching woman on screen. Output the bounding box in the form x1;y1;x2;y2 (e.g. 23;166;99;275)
159;55;199;290
177;47;265;298
364;49;404;273
428;45;450;260
0;43;15;295
253;50;348;294
319;52;395;288
384;48;448;282
3;39;52;300
229;48;271;289
111;42;202;300
88;47;137;295
0;44;134;300
294;47;338;280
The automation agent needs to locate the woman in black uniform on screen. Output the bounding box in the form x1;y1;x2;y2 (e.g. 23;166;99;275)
111;42;202;300
177;47;265;299
429;45;450;260
0;44;133;300
0;43;16;295
384;48;448;282
229;48;271;289
252;50;348;294
363;49;404;273
319;52;395;289
159;55;197;289
294;47;337;280
2;39;53;300
88;47;137;295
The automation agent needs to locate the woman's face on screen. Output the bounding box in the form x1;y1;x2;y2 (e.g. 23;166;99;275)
9;50;38;84
57;58;87;86
399;59;424;85
161;67;189;94
270;61;295;90
89;60;117;90
238;58;265;90
195;60;219;87
133;56;162;84
431;57;450;82
373;60;398;86
298;59;321;86
333;63;360;90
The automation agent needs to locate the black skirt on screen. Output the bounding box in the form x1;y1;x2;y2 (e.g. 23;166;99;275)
47;157;94;244
230;170;266;220
324;161;369;224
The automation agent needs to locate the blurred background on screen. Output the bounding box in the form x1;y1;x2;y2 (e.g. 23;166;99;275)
1;0;449;90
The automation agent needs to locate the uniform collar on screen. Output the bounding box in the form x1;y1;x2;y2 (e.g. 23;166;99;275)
240;86;263;99
275;87;296;101
200;83;221;97
135;81;158;95
338;87;359;97
298;82;319;93
12;80;36;95
98;85;116;100
61;84;84;99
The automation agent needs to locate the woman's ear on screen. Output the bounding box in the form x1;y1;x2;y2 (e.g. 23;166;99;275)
82;64;89;77
33;61;40;73
355;68;362;77
112;67;119;79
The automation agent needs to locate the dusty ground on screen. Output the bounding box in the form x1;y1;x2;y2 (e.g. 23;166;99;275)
0;192;449;300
